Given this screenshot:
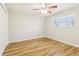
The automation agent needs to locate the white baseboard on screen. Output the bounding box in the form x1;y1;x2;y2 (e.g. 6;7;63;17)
10;36;45;43
9;35;79;48
46;36;79;48
1;41;9;56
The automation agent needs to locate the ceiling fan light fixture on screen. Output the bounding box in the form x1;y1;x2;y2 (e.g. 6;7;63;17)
40;9;47;14
42;3;45;8
32;3;57;15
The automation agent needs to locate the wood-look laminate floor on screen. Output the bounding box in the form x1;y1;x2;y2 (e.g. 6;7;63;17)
3;37;79;56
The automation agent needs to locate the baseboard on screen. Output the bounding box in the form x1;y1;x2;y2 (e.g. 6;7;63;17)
9;36;46;43
9;36;79;48
46;36;79;48
1;41;9;56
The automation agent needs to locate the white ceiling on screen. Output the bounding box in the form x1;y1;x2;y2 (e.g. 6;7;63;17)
6;3;79;17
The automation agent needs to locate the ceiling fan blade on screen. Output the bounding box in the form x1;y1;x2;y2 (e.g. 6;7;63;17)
47;10;52;13
32;8;40;10
49;5;57;9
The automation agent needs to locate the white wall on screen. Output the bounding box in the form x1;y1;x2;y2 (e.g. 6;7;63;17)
0;4;8;55
46;6;79;47
8;4;79;47
9;11;45;42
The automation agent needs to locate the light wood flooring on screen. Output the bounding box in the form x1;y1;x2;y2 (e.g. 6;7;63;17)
3;37;79;56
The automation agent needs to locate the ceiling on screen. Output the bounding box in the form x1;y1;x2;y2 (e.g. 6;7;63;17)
6;3;79;17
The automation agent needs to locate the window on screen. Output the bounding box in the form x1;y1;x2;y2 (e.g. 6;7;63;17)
53;15;75;27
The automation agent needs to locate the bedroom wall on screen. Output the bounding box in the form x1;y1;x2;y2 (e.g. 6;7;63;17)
9;11;45;42
8;4;79;47
46;6;79;47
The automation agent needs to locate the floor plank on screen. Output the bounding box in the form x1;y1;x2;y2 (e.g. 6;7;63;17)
3;37;79;56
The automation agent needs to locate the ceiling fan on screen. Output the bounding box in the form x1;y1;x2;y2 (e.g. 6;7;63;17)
32;3;57;14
